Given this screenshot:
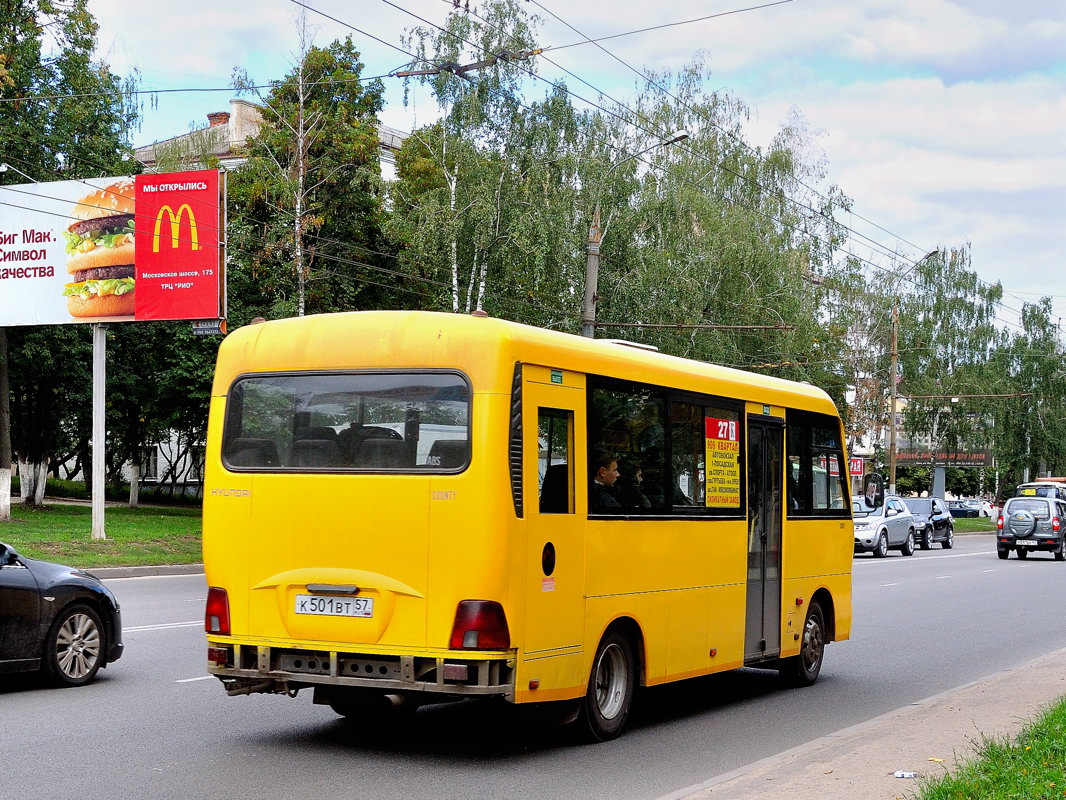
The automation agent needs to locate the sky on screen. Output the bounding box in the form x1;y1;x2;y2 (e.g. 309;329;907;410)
86;0;1066;330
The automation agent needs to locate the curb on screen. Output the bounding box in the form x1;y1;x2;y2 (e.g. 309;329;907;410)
90;563;204;579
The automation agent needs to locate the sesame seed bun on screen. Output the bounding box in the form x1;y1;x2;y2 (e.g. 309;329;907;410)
67;180;136;228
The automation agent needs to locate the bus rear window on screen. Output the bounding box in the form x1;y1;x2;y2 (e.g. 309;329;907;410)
222;371;471;472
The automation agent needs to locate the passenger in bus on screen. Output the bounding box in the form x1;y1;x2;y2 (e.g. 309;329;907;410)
616;459;652;509
590;450;622;510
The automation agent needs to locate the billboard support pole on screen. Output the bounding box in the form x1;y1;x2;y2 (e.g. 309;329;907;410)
91;323;107;540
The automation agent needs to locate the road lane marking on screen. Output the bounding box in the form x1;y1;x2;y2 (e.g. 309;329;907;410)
125;621;202;632
880;583;898;587
176;675;215;683
856;550;996;564
936;575;952;579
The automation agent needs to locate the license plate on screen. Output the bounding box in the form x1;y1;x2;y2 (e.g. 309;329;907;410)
295;594;374;618
1016;540;1038;547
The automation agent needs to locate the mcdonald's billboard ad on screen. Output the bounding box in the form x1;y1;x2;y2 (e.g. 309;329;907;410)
0;168;225;325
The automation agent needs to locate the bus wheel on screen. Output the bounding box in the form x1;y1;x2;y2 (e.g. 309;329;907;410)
580;630;636;742
780;601;825;688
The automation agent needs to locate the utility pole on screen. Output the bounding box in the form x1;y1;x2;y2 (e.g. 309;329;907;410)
886;250;938;495
888;304;899;495
582;205;602;338
581;130;689;338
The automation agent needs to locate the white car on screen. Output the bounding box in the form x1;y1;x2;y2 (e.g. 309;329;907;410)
853;495;917;557
962;498;995;517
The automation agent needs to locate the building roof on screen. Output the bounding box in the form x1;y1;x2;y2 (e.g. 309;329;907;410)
134;98;407;171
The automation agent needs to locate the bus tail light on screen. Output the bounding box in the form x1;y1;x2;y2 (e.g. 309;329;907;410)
206;586;231;635
449;600;510;650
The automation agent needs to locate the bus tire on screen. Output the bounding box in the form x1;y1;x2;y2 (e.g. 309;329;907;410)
579;629;636;742
780;601;825;688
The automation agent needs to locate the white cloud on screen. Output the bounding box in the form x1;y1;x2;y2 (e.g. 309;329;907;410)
82;0;1066;322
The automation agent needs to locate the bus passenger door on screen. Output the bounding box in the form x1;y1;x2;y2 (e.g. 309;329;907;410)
745;419;784;663
521;367;586;692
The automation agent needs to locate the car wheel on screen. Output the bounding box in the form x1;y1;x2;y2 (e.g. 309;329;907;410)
942;526;954;550
920;527;932;550
1017;548;1028;559
872;532;889;558
1056;540;1066;562
901;530;915;557
42;603;105;687
579;629;636;742
780;601;825;688
997;548;1009;560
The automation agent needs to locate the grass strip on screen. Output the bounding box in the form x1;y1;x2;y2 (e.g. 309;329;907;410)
916;698;1066;799
0;503;202;568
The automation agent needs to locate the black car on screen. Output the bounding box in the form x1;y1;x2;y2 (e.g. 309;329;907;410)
907;496;955;549
0;541;123;686
947;500;979;518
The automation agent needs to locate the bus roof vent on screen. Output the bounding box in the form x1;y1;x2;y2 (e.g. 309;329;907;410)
604;339;659;352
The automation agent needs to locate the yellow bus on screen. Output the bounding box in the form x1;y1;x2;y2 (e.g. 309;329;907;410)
203;311;852;740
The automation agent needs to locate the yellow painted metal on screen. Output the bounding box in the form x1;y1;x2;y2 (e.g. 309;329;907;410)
204;311;851;705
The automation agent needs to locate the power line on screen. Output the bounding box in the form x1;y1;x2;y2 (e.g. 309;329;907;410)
543;1;796;52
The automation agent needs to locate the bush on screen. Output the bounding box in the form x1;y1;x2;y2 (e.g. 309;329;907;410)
10;477;202;507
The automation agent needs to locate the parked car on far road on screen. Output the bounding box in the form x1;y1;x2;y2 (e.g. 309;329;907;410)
948;500;979;518
0;541;123;686
853;495;917;557
906;496;955;549
996;496;1066;560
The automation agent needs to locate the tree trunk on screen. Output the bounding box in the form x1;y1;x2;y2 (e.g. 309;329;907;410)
18;458;46;508
128;461;140;507
33;460;46;506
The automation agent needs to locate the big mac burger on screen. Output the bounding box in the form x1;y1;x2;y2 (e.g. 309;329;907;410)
63;179;136;317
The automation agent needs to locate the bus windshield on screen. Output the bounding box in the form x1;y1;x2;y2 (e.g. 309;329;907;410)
222;371;470;471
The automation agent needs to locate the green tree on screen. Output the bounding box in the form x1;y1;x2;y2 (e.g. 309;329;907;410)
394;0;547;315
1;0;139;512
990;299;1066;489
229;25;389;320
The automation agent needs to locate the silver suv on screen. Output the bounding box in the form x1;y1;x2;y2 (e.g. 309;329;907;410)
996;496;1066;560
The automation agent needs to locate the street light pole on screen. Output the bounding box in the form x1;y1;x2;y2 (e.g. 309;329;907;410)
581;130;689;338
888;304;899;494
886;250;938;495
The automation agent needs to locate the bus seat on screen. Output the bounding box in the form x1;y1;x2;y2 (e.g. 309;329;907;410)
227;438;279;467
427;439;467;468
540;463;570;513
358;438;408;468
338;424;401;459
291;439;343;467
296;426;338;441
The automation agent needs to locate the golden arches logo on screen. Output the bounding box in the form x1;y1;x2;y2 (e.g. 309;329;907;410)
151;204;201;253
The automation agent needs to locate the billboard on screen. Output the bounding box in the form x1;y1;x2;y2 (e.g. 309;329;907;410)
896;449;991;468
0;169;224;325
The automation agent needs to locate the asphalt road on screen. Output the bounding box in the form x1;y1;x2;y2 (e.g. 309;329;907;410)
4;533;1066;800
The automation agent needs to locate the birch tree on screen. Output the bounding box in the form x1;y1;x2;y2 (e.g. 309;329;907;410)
230;24;387;319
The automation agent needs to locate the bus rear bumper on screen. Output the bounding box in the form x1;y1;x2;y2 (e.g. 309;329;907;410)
206;642;516;701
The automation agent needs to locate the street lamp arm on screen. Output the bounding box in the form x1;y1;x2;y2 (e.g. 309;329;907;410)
0;162;38;182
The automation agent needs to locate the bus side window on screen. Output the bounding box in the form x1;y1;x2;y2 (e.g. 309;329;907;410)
539;408;573;514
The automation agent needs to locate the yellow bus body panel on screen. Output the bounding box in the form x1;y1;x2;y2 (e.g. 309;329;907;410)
204;311;852;705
